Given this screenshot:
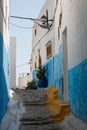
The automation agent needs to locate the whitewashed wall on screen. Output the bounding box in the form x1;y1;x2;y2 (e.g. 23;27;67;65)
10;37;16;89
54;0;87;69
3;0;10;50
0;0;3;34
0;0;10;49
32;0;55;72
32;0;87;71
54;0;62;54
61;0;87;69
18;74;31;89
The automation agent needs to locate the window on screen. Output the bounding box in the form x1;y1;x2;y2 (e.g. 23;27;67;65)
62;77;64;95
35;29;37;36
58;27;60;39
46;41;52;59
38;49;42;67
8;63;9;75
35;62;37;69
59;13;62;28
27;73;29;76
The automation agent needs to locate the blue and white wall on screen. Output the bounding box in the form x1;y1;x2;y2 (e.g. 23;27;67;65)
32;0;87;123
0;0;10;123
61;0;87;123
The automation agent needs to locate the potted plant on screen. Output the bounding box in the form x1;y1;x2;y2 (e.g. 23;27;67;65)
26;80;37;89
36;66;47;88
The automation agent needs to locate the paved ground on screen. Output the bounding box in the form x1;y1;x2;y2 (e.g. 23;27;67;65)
13;88;87;130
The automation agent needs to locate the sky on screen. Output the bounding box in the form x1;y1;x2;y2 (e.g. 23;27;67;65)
10;0;46;85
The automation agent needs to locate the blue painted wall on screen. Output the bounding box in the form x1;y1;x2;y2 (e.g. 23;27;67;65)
33;44;64;99
0;33;10;123
45;45;64;99
68;59;87;123
33;44;87;123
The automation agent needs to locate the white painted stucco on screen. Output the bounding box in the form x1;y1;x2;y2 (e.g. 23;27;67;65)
53;0;87;101
18;73;31;89
10;37;16;89
0;0;10;48
0;0;3;34
32;0;55;72
61;0;87;69
31;0;87;102
32;0;87;71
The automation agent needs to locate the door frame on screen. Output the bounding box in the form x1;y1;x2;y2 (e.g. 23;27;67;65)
62;27;69;102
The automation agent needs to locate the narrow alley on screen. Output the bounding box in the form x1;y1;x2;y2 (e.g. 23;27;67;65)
0;0;87;129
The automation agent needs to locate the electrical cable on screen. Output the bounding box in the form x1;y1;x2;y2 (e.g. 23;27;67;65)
10;16;41;22
10;22;37;29
16;62;29;68
10;15;54;22
10;15;54;30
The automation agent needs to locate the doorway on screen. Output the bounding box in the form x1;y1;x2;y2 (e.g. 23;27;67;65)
62;27;68;102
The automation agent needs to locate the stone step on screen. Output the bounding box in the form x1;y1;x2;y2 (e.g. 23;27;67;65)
15;87;71;129
1;88;87;130
19;124;61;130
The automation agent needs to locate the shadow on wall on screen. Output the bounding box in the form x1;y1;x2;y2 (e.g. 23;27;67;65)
0;33;10;123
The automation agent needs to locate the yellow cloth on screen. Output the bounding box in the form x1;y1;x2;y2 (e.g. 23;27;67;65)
46;86;71;124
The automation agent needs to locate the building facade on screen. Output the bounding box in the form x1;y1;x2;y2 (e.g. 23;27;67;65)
0;0;10;123
18;73;31;89
31;0;55;71
32;0;87;123
10;37;16;89
60;0;87;123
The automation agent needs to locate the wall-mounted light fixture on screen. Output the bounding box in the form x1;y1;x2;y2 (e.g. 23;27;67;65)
39;10;54;29
11;10;54;30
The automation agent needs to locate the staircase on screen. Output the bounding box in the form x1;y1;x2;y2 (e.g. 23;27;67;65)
1;87;87;130
15;87;70;130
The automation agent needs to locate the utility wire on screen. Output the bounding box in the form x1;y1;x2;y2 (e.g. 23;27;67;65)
16;63;29;68
10;15;54;30
10;16;41;22
10;22;37;29
10;15;53;22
